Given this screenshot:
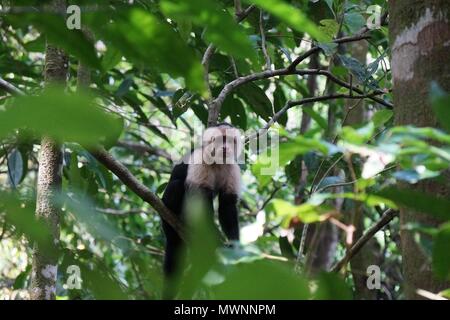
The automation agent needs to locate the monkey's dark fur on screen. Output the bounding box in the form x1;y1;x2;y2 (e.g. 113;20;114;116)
161;123;242;297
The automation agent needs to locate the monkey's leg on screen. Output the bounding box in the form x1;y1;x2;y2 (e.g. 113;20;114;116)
218;192;240;241
162;178;186;298
161;222;184;299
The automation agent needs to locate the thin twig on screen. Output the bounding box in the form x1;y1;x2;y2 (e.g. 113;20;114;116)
89;147;186;240
202;4;256;101
245;92;378;143
259;10;271;70
95;208;145;216
0;77;25;96
208;66;392;126
314;165;396;194
117;141;172;161
331;209;398;272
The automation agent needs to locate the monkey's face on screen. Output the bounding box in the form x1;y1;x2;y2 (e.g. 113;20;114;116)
202;126;242;165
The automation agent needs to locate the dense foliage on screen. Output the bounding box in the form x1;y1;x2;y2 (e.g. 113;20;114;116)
0;0;449;300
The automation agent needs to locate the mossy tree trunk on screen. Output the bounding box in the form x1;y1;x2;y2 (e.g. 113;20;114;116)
30;0;68;300
389;0;450;299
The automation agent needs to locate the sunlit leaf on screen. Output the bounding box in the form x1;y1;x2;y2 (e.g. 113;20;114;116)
85;8;205;94
161;0;256;62
245;0;326;42
271;199;327;226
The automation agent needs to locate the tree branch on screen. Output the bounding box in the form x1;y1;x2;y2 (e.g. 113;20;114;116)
202;4;256;101
207;55;392;126
259;9;271;70
0;62;185;241
245;92;385;143
116;140;172;161
287;35;371;71
0;77;25;96
294;69;392;109
287;11;388;71
96;207;144;216
331;209;398;272
88;147;186;240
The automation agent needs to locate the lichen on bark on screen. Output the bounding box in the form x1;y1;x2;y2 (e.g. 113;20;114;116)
29;0;68;300
389;0;450;299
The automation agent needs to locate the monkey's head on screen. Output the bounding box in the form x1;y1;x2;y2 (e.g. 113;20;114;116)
202;123;242;165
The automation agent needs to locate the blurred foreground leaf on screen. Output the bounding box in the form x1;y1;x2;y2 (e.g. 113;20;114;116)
0;87;123;147
376;187;450;221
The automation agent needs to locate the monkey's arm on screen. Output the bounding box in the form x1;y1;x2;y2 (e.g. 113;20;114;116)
218;192;240;241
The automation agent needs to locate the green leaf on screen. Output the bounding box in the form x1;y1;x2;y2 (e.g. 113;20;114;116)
319;19;339;41
237;83;272;121
317;42;338;56
340;123;374;144
102;47;123;71
303;107;328;130
273;85;288;126
252;136;330;185
191;103;209;126
161;0;256;62
245;0;327;42
220;97;247;130
1;192;54;256
372;109;393;128
178;195;221;298
271;199;326;226
433;223;450;280
214;260;310;299
6;148;23;188
67;152;85;192
314;272;352;300
376;187;450;221
430;82;450;132
316;176;344;191
24;36;45;52
144;93;173;122
440;288;450;299
13;265;32;290
86;8;205;94
7;13;100;69
339;54;379;90
115;77;134;98
344;12;366;34
0;87;123;147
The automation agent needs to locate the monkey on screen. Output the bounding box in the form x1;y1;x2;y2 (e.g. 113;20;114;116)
161;122;243;297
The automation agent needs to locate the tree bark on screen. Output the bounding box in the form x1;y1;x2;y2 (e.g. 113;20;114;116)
30;0;68;300
389;0;450;299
